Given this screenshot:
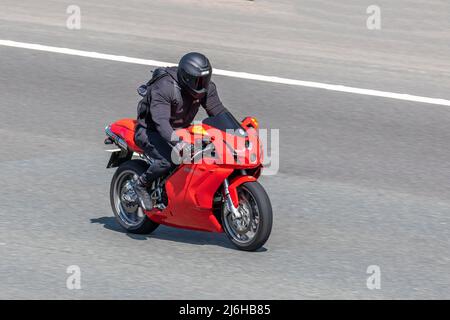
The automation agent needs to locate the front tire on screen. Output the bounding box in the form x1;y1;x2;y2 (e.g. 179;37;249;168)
110;160;159;234
222;181;273;251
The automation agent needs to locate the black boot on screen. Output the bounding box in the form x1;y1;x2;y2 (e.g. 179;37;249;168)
132;176;153;211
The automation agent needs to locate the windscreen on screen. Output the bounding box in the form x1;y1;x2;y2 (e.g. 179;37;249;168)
202;112;247;137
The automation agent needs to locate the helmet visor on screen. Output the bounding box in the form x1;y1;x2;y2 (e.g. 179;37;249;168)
194;73;211;90
182;70;211;92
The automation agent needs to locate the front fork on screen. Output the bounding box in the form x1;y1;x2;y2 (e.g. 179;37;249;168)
223;178;242;219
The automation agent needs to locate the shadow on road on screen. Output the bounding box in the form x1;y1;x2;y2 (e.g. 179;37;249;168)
90;216;267;252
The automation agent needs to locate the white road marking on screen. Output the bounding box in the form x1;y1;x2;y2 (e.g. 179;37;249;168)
1;39;450;107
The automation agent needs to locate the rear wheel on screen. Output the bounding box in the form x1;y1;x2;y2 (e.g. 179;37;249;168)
222;181;272;251
110;160;159;234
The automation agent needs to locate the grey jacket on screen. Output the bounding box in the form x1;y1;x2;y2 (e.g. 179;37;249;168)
136;67;228;145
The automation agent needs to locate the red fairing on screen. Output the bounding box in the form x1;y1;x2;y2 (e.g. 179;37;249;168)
146;163;233;232
110;119;143;153
176;124;263;169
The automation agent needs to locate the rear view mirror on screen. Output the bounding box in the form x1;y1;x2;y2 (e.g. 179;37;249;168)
241;116;259;129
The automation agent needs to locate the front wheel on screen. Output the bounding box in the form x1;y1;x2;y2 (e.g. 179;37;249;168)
222;181;273;251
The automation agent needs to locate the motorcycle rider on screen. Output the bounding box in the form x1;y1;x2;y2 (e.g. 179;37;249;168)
133;52;229;210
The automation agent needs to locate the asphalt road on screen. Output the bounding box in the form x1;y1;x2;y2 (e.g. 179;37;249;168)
0;0;449;299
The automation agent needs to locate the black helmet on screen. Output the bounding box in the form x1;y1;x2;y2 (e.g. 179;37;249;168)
177;52;212;99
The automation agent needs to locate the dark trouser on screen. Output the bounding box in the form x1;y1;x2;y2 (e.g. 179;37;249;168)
134;126;175;185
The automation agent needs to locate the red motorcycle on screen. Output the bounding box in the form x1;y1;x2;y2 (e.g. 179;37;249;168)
104;112;272;251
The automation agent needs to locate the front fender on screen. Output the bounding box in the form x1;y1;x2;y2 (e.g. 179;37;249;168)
228;175;257;207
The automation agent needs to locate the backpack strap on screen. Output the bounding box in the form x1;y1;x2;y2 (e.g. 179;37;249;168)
136;68;172;122
137;67;170;97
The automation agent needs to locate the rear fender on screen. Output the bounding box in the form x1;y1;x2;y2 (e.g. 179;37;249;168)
228;175;257;207
106;149;133;168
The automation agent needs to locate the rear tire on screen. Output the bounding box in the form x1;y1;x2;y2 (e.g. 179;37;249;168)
110;160;159;234
222;181;272;251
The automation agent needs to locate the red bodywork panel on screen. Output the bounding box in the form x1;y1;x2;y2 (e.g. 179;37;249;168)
109;119;143;153
108;117;263;233
148;164;233;232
